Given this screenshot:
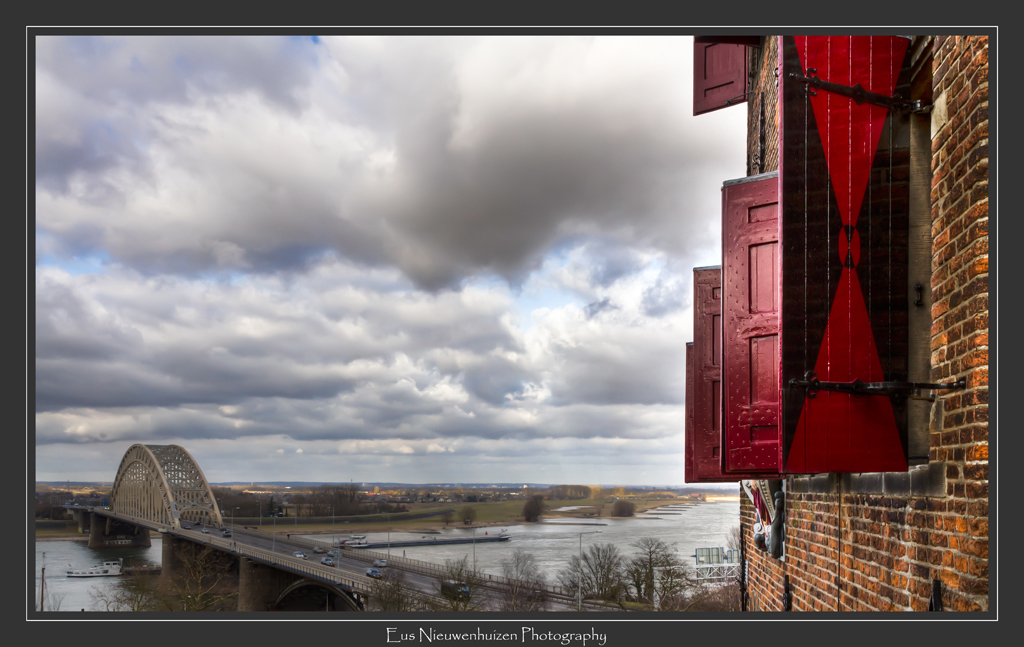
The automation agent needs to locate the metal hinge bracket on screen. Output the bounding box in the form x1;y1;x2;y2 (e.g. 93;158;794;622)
788;371;966;399
788;68;928;114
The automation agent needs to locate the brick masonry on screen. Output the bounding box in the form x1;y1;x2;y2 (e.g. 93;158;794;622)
739;35;989;613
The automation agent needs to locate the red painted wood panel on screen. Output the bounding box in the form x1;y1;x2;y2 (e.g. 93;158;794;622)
779;35;910;474
685;342;694;483
692;267;728;480
693;41;748;116
722;173;784;475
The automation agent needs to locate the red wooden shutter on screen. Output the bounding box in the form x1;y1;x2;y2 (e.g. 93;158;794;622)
722;172;784;475
691;267;735;481
685;342;695;483
693;40;748;116
779;35;912;474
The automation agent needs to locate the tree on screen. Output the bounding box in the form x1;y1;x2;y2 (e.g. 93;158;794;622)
459;505;477;524
91;567;165;612
432;556;482;611
556;542;625;603
441;510;454;526
522;494;545;522
611;499;636;517
367;568;419;612
497;548;548;611
167;542;237;611
623;537;682;604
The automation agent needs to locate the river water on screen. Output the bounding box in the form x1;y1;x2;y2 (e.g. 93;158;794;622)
33;538;164;612
33;500;739;611
304;500;740;585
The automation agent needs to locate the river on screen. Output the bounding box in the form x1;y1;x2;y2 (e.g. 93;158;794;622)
302;500;740;584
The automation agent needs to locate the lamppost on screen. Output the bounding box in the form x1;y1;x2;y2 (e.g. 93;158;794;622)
472;527;476;573
577;530;600;612
272;513;277;559
331;506;335;549
258;501;262;527
387;513;391;557
231;507;240;535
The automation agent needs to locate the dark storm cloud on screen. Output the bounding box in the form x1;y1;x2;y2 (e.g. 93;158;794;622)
36;36;743;290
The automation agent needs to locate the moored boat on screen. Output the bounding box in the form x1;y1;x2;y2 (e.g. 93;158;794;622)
66;558;122;578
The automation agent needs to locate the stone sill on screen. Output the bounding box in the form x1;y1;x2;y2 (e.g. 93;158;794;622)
789;462;946;497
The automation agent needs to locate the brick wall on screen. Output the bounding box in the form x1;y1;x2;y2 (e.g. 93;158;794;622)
746;37;779;176
739;35;989;613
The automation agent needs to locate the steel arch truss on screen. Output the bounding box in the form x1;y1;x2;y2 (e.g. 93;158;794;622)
110;444;224;529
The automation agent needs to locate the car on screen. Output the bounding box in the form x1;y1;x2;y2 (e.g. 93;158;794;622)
183;524;191;530
327;550;340;557
313;546;325;554
321;557;335;566
372;559;387;568
222;530;231;537
201;528;209;534
365;568;382;579
441;580;469;601
293;551;307;560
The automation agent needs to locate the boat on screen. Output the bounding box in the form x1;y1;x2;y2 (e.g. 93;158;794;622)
66;558;123;578
335;534;367;547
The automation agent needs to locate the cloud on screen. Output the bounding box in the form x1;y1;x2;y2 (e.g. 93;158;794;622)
34;35;748;485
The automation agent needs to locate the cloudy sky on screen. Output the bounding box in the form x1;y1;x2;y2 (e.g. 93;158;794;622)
34;35;747;486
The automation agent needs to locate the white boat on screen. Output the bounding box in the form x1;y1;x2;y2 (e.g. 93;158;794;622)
66;558;122;578
335;534;367;546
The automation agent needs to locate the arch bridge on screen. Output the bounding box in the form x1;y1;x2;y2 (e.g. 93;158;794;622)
110;444;224;529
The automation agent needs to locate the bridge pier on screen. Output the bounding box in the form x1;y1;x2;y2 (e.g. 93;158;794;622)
70;508;90;533
87;513;151;548
238;556;303;611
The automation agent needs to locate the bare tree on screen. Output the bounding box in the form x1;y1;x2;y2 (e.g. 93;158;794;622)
367;568;418;612
91;568;165;612
432;556;483;611
497;548;547;611
556;542;625;603
726;524;742;553
37;590;67;612
441;510;454;526
168;542;237;611
623;537;681;604
459;505;477;524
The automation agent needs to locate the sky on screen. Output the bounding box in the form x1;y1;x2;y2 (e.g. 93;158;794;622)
34;35;748;486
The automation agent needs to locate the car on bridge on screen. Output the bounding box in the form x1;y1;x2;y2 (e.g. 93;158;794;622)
372;559;387;568
293;551;307;560
201;528;209;534
183;524;191;529
441;580;470;601
365;568;383;579
321;557;335;567
222;530;231;537
313;546;325;554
